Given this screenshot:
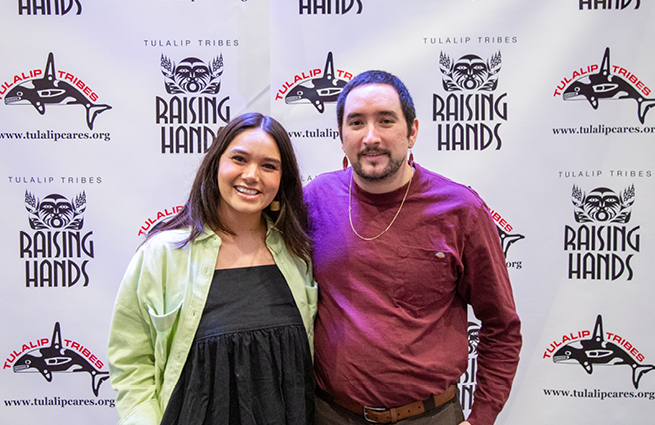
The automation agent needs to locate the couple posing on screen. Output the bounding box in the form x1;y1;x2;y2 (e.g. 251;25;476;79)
108;70;521;425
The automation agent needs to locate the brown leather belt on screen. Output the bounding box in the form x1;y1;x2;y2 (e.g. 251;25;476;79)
316;385;457;423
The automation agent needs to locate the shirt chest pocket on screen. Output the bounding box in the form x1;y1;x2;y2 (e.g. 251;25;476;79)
393;246;457;310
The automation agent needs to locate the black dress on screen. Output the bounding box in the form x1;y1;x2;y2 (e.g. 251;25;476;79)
160;264;314;425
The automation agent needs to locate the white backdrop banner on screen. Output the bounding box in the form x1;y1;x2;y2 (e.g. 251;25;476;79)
1;1;653;424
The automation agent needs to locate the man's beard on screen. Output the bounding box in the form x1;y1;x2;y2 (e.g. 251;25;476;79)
352;149;405;182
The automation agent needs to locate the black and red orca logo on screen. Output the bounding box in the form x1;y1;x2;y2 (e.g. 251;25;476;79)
4;53;111;130
553;315;654;389
284;52;347;114
563;48;655;124
12;322;109;396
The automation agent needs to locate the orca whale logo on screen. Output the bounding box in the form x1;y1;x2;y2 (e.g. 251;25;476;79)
284;52;347;113
563;48;655;124
12;322;109;396
496;227;525;257
553;315;654;389
4;53;111;130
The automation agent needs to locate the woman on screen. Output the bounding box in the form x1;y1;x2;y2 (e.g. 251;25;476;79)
108;113;317;425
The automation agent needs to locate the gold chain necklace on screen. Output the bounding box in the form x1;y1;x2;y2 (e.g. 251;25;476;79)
348;171;413;241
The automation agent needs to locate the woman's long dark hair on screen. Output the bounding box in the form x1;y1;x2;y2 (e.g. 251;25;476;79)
147;112;312;266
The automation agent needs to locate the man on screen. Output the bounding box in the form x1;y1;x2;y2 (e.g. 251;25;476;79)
303;70;521;425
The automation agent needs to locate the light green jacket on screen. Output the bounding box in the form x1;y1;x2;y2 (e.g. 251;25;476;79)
107;223;317;425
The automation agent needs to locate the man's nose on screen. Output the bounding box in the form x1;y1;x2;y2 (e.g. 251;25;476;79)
363;124;380;144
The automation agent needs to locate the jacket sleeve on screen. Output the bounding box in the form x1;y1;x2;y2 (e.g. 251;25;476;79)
107;247;163;425
286;248;319;359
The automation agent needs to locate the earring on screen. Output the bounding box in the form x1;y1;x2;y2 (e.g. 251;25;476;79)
270;200;280;211
342;155;349;171
408;148;414;167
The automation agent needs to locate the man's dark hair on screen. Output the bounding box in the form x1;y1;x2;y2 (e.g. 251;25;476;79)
336;70;416;138
147;112;312;265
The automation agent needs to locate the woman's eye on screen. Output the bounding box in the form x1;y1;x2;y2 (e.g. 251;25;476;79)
263;163;278;171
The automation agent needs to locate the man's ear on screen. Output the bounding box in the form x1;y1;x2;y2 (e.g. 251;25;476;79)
409;118;419;147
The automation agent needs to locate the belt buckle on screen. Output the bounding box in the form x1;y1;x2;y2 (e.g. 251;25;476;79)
363;406;387;423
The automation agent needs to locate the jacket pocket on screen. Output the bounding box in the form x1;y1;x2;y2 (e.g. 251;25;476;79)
147;301;183;382
147;302;183;334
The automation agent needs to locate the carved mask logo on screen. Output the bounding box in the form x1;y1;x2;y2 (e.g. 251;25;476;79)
565;184;639;281
467;321;480;355
156;53;230;154
440;52;501;92
433;51;508;151
25;191;86;230
459;321;480;415
572;184;634;224
20;191;95;288
161;54;223;95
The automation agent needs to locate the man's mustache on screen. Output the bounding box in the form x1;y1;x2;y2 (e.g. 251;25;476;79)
358;148;391;157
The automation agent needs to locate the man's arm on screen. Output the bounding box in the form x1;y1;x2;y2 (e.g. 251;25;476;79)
457;202;522;425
